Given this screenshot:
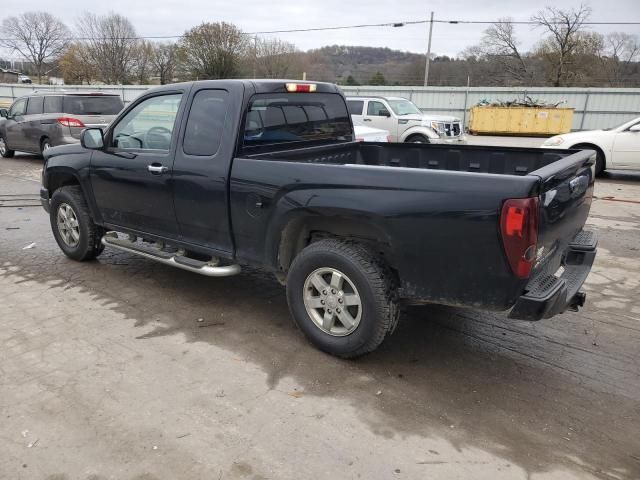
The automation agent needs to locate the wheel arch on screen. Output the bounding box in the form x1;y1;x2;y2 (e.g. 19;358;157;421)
569;142;607;169
399;126;439;142
274;214;396;276
47;168;82;195
45;167;103;223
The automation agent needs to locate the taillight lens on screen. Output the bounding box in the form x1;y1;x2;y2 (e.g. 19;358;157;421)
57;117;85;128
500;197;539;279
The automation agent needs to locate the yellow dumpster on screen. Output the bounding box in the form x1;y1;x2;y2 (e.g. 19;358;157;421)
469;106;574;136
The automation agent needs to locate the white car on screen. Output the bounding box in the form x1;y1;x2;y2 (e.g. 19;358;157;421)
353;124;389;142
542;116;640;175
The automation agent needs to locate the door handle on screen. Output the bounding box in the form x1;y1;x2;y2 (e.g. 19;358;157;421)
148;164;169;174
363;118;372;122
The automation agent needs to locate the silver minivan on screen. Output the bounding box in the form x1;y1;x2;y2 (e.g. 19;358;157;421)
0;92;124;158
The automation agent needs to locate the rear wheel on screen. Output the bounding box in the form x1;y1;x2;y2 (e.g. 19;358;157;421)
572;143;605;176
406;134;429;144
40;137;51;157
50;186;104;261
286;239;399;358
0;134;15;158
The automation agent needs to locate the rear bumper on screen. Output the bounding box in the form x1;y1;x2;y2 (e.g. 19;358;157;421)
509;230;597;321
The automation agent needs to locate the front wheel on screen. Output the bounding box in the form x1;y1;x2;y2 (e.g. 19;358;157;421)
50;186;104;261
286;239;399;358
405;134;430;144
0;134;15;158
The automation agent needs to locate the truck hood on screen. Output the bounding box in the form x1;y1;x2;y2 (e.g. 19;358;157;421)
399;114;461;123
44;143;87;160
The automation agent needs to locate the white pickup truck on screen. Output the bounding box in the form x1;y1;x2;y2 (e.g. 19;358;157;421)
346;96;466;144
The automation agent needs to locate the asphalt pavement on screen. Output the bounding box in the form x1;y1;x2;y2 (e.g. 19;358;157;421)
1;151;639;480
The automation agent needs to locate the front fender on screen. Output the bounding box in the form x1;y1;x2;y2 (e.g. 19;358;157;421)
399;125;440;142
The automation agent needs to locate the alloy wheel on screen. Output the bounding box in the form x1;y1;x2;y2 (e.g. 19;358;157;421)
56;203;81;247
303;267;362;336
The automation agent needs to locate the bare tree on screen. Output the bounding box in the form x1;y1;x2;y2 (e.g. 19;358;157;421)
178;22;247;79
151;43;178;85
253;38;300;78
131;40;154;84
532;4;592;86
600;32;640;85
473;18;531;84
76;12;138;84
0;12;69;84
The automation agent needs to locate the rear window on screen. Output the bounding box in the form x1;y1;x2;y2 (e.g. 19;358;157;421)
63;95;124;115
183;89;229;156
347;100;364;115
242;93;353;152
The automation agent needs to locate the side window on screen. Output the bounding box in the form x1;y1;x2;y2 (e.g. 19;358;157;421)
347;100;364;115
111;94;182;151
44;96;63;113
367;101;388;116
9;98;27;117
26;97;44;115
183;90;229;156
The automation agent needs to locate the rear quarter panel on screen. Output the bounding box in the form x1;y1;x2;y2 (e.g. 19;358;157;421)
230;159;540;310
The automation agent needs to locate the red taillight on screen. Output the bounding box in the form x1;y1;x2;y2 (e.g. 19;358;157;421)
285;83;317;93
500;197;539;279
57;117;85;128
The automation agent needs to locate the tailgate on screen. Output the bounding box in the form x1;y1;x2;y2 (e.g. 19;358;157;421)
534;149;596;270
509;148;597;320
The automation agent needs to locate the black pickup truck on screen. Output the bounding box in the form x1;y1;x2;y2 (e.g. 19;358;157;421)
40;80;597;358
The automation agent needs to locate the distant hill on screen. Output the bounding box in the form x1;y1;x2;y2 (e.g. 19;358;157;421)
303;45;426;85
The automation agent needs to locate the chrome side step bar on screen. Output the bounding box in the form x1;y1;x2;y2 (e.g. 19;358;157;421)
101;232;241;277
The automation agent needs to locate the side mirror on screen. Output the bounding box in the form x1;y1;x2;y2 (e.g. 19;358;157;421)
81;128;104;150
629;124;640;132
0;109;8;118
379;109;391;118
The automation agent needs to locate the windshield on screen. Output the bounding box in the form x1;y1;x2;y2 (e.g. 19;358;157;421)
242;93;353;152
603;117;640;131
63;96;124;115
387;99;422;116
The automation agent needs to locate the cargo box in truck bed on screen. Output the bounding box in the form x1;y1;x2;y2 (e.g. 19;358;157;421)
40;79;597;357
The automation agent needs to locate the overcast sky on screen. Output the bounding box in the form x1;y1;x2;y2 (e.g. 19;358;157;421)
2;0;639;58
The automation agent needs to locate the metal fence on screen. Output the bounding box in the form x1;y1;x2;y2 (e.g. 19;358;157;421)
2;83;639;131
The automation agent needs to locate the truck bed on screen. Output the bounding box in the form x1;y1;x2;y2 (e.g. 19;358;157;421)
248;142;573;177
235;141;595;312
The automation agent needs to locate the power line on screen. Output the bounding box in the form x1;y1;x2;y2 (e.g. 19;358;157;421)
0;18;639;42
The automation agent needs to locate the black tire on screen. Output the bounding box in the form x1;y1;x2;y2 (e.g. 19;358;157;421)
406;134;430;144
40;137;51;157
572;143;605;176
0;134;15;158
50;186;104;261
594;151;605;176
286;239;399;358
